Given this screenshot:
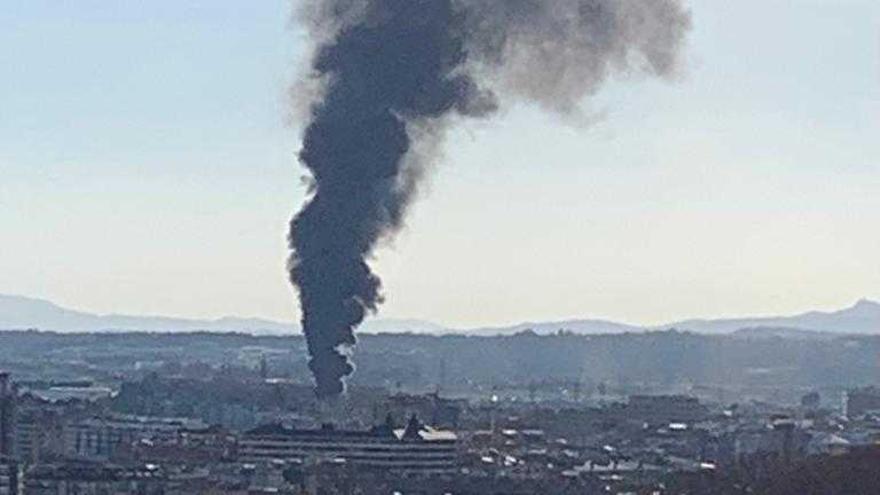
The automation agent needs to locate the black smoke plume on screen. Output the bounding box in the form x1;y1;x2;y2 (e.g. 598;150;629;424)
290;0;691;397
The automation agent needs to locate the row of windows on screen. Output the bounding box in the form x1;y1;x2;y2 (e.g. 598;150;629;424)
239;446;454;456
239;440;455;453
242;454;457;468
246;435;454;445
241;449;457;463
240;450;456;462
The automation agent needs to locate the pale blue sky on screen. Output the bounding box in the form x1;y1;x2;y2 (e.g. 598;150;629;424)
1;1;878;327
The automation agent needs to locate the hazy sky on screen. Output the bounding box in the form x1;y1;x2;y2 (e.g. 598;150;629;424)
1;0;878;328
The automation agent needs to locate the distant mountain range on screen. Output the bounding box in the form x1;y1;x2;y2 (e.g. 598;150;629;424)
1;293;879;336
0;294;448;335
664;299;880;335
0;294;292;334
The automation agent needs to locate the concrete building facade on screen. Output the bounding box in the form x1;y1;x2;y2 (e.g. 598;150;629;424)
240;416;458;474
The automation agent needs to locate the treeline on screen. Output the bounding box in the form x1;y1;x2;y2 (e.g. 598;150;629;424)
1;329;878;393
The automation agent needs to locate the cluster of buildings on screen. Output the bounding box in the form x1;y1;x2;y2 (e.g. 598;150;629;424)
0;372;465;494
1;367;880;494
444;391;880;494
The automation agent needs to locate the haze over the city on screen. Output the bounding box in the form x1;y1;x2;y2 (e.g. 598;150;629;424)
2;0;878;329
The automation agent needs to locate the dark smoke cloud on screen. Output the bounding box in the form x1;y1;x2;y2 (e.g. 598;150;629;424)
289;0;691;397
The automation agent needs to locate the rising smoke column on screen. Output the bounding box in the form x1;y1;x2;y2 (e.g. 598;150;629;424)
290;0;691;397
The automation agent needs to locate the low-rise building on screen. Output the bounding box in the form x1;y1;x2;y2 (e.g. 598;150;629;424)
64;414;207;460
0;457;17;495
240;415;458;474
0;374;15;459
627;395;709;424
23;461;165;495
14;403;64;466
846;387;880;418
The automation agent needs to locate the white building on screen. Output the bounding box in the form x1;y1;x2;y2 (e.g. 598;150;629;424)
239;415;458;474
